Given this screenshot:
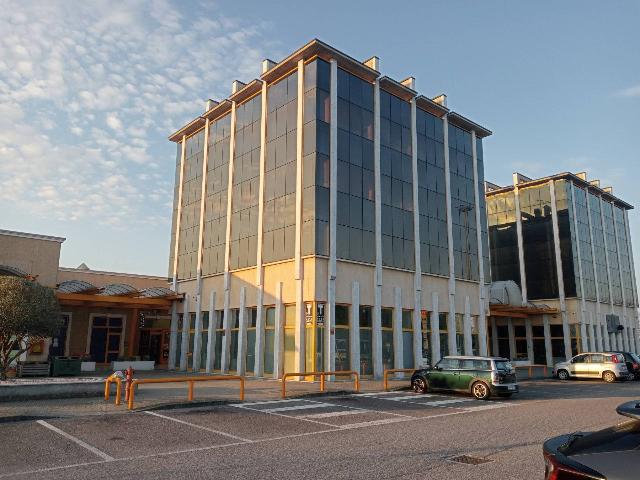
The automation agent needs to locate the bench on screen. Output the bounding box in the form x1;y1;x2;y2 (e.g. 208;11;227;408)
16;362;50;377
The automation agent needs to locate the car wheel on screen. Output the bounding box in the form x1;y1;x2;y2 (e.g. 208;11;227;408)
412;377;428;394
471;381;491;400
557;369;570;381
602;371;616;383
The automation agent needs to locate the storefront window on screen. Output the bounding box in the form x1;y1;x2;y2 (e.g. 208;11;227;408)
532;325;546;365
570;324;581;356
246;308;257;374
514;325;528;360
420;310;430;363
497;325;509;359
455;314;464;355
283;305;296;374
359;307;373;375
402;310;413;368
263;307;275;375
550;324;565;363
381;308;394;370
335;305;350;371
229;309;240;372
439;313;448;358
471;316;479;356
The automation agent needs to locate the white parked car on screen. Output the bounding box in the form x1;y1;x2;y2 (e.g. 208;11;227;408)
553;352;629;383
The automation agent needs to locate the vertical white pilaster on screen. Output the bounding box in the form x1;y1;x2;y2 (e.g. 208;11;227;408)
431;293;441;366
294;59;306;374
205;291;216;373
623;210;639;310
463;296;472;355
236;287;247;375
192;287;203;372
273;282;284;379
410;98;423;369
254;81;268;377
179;294;190;371
326;59;338;375
372;77;383;379
599;197;614;351
393;287;403;369
543;314;553;367
512;174;528;304
525;318;534;364
221;101;237;374
585;190;604;352
443;115;457;356
471;131;488;356
549;181;571;361
569;182;588;354
172;137;187;290
612;205;629;351
350;282;360;374
588;317;596;352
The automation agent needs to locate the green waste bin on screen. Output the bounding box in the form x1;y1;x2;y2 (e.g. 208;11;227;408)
51;356;82;376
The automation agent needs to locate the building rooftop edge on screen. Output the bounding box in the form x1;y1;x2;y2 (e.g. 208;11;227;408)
485;172;634;209
58;266;168;281
0;229;65;243
168;38;491;142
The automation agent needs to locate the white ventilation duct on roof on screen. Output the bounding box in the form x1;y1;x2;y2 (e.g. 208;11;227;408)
489;280;523;307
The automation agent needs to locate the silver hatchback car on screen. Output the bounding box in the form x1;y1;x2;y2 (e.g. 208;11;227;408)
553;352;629;383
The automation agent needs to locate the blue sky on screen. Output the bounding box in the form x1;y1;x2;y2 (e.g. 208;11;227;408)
2;1;639;277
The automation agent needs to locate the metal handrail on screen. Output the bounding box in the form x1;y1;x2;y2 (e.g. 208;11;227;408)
104;376;123;406
514;364;549;377
281;371;359;399
126;375;245;410
383;368;416;391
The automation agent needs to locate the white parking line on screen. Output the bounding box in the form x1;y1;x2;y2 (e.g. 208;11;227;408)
301;409;370;419
144;411;252;443
379;395;436;401
420;399;473;406
352;391;412;397
264;403;333;413
339;417;412;429
231;399;304;407
36;420;114;461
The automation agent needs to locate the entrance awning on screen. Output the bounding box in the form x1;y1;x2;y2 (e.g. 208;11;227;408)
489;304;558;319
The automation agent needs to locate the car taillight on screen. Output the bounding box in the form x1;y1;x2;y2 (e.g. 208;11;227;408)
544;452;599;480
633;363;639;369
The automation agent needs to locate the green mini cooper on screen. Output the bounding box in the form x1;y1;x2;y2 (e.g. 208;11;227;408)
410;356;518;400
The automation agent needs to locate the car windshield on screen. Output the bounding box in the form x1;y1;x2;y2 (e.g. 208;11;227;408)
630;353;640;364
495;360;513;372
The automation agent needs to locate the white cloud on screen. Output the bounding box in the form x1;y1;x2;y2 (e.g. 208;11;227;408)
616;84;640;98
0;0;273;229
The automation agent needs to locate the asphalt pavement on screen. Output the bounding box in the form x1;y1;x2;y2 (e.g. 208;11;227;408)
2;379;639;479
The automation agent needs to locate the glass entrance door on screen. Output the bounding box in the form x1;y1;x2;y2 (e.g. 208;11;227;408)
89;316;123;363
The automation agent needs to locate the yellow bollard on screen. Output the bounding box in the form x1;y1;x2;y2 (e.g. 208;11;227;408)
188;381;194;401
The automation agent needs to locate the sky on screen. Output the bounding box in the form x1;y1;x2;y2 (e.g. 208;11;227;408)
1;0;639;278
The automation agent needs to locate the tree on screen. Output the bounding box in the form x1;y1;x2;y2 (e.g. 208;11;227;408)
0;276;61;380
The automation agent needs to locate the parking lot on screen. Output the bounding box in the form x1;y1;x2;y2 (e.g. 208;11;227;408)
2;379;639;479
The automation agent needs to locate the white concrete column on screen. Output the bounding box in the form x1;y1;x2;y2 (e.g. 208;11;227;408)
525;318;534;364
599;197;615;350
294;59;306;374
491;316;499;357
325;58;338;377
442;115;457;356
612;206;630;352
205;291;216;373
171;137;187;289
569;182;589;354
168;300;179;370
512;174;528;304
623;210;639;309
393;287;403;369
602;323;611;351
471;130;488;356
463;296;472;356
585;190;604;353
588;316;596;352
221;100;237;374
543;314;553;367
507;318;516;361
430;293;441;366
549;181;572;361
179;294;190;371
254;80;268;378
236;287;247;375
273;282;284;379
410;98;423;369
372;77;383;380
350;282;361;374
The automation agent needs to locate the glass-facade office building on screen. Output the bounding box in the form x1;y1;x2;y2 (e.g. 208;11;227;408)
166;40;492;378
486;173;639;364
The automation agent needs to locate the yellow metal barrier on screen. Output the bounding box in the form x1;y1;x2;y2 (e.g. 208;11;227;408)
104;376;123;406
383;368;416;391
281;371;359;399
515;364;548;378
126;375;245;410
